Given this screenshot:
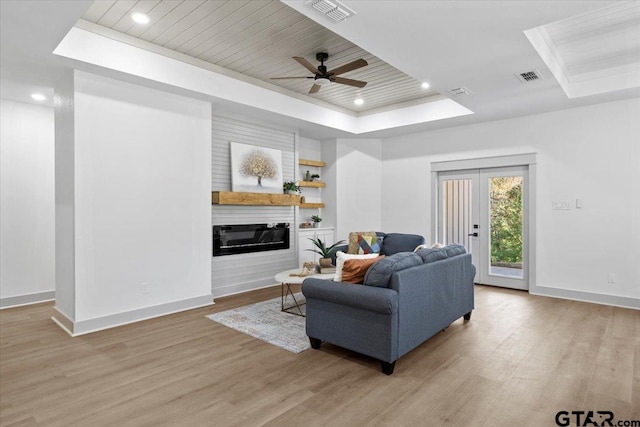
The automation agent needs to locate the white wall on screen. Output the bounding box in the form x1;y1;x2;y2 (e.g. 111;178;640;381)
54;71;212;333
381;98;640;306
323;138;383;242
54;71;76;318
298;137;322;164
0;99;55;307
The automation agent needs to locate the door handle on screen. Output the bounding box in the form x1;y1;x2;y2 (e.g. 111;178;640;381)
468;232;478;237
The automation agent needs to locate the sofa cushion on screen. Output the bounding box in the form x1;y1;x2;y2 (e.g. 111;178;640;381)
445;244;467;257
334;251;380;282
363;252;423;288
347;231;378;254
416;247;448;264
341;256;385;284
380;233;425;256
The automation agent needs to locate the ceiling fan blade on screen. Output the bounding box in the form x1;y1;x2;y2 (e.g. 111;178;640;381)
309;84;321;94
270;77;312;79
328;58;368;76
293;56;319;74
333;77;367;88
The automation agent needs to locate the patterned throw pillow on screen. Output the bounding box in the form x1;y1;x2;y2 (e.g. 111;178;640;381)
341;256;385;284
347;231;380;254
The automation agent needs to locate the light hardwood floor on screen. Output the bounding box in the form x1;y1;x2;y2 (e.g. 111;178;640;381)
1;285;638;427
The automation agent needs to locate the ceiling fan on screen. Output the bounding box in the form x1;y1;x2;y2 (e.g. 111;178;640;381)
271;52;368;94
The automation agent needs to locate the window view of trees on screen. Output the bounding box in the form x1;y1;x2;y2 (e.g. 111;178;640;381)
490;177;523;268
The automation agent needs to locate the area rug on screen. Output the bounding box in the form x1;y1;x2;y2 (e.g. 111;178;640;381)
205;294;310;354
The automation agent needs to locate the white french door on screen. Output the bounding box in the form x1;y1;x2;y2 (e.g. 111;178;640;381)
437;166;528;290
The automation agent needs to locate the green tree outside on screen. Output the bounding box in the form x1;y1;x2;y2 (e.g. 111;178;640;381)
490;177;523;266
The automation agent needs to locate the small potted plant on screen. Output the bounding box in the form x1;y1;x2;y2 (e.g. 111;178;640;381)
310;215;322;228
283;181;300;195
306;237;346;267
311;174;320;182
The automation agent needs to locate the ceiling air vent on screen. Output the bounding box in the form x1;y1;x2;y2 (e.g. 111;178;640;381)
516;70;543;83
448;87;472;96
309;0;356;22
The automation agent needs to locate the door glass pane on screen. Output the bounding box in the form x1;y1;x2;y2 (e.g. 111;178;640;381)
489;176;523;278
442;179;473;252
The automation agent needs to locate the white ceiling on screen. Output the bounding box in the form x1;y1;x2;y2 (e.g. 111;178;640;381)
1;0;639;140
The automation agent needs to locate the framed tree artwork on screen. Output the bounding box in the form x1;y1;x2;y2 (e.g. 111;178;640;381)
230;142;283;194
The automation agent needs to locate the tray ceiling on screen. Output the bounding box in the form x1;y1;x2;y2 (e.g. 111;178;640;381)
80;0;439;114
524;1;640;99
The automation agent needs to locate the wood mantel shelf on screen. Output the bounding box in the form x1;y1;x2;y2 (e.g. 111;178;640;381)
212;191;301;206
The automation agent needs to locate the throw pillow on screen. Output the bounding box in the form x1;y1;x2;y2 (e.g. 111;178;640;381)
380;233;425;256
347;231;378;254
341;256;385;284
444;244;467;257
363;252;423;288
416;247;448;264
334;251;380;282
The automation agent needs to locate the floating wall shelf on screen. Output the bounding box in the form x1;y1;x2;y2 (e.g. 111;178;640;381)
299;159;326;167
300;202;325;209
298;181;325;188
212;191;301;206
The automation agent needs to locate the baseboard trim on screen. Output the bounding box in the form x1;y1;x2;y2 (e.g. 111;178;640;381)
0;291;55;309
51;294;215;336
213;277;278;299
531;285;639;310
51;307;75;336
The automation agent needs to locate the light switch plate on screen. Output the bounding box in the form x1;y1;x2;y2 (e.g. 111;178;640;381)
552;201;571;210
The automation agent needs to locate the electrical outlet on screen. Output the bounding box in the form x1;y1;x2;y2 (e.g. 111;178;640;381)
607;273;616;284
141;281;151;294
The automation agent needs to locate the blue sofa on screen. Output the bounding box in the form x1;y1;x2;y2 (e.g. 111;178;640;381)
302;234;475;375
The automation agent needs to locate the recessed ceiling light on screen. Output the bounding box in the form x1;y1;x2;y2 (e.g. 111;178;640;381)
421;82;430;89
354;98;364;106
31;93;46;101
131;12;150;24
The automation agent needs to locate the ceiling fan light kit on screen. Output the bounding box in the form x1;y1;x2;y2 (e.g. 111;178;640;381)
271;52;368;94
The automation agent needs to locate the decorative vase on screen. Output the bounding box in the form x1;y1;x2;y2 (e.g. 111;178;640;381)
305;170;311;181
319;257;332;268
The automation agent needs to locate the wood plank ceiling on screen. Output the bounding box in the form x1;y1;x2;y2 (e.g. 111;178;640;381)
80;0;439;114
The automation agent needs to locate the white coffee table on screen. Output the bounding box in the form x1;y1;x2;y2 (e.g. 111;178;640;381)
275;268;334;317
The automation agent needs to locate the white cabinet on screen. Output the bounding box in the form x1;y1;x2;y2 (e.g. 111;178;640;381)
298;227;335;266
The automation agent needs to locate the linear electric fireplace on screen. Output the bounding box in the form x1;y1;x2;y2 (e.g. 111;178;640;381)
213;223;290;257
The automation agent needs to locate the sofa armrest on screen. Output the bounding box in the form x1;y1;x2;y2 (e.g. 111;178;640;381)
389;253;475;357
302;278;398;315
